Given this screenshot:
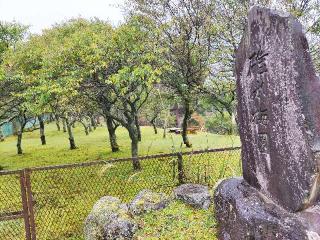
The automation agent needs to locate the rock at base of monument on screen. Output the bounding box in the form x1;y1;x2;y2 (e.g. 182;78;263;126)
174;184;211;210
214;178;320;240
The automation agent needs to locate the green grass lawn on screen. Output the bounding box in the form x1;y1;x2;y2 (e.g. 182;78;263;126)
0;123;241;239
0;122;240;170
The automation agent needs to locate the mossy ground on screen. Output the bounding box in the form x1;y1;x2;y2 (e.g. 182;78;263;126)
134;201;217;240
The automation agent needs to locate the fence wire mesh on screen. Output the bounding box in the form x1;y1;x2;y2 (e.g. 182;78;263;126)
0;148;241;240
183;148;242;186
0;171;26;240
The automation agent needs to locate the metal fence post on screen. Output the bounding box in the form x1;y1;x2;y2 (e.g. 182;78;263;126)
172;159;176;181
177;153;185;184
20;170;32;240
24;168;37;240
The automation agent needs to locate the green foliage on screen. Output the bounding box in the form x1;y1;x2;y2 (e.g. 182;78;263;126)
0;21;28;61
140;87;175;129
202;79;236;116
35;19;110;117
205;113;237;135
105;15;163;116
0;21;29;126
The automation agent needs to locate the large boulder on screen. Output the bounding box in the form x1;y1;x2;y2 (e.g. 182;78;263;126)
173;184;211;210
84;196;137;240
214;178;320;240
129;190;171;215
235;5;320;212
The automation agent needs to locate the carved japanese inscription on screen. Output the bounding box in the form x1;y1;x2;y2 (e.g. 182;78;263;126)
248;47;269;156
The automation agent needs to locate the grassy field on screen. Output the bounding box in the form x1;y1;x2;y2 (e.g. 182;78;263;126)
0;123;241;239
0;122;240;170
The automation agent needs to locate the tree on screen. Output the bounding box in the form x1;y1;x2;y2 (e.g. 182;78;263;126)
1;26;63;149
127;0;217;148
27;20;93;150
0;21;28;61
44;18;120;151
141;86;174;135
0;21;28;143
25;17;162;160
18;35;50;146
142;92;163;134
202;1;271;118
0;62;31;154
84;16;163;169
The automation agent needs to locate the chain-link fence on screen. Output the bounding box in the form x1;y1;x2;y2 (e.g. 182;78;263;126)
0;170;36;240
0;147;241;240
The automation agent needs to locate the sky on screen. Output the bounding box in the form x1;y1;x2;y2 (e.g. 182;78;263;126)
0;0;125;33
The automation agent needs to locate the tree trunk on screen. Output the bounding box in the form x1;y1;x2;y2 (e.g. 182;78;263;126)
163;110;170;139
151;119;158;134
90;116;97;130
16;116;27;154
96;116;101;125
84;126;89;135
106;116;119;152
182;101;192;148
66;120;77;150
55;115;61;131
12;120;19;135
62;119;67;132
81;122;89;135
135;117;141;142
131;139;140;170
49;114;54;122
88;123;93;132
55;120;61;131
17;131;23;154
0;129;4;142
38;116;46;145
163;127;167;138
128;125;141;171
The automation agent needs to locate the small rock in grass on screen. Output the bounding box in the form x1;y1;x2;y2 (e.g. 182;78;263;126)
129;189;171;215
174;184;211;210
84;196;137;240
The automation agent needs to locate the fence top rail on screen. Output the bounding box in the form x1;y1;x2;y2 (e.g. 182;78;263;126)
0;169;22;176
0;146;241;174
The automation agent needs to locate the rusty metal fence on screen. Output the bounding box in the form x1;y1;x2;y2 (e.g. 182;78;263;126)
0;147;241;240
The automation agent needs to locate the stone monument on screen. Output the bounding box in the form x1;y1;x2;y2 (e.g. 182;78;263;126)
214;6;320;239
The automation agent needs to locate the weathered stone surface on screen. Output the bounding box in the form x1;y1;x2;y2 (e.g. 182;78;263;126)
103;219;137;240
214;178;320;240
129;190;171;215
84;196;137;240
235;6;320;212
173;184;211;209
298;205;320;235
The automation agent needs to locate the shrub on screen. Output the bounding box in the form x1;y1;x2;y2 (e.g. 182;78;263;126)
205;113;238;135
